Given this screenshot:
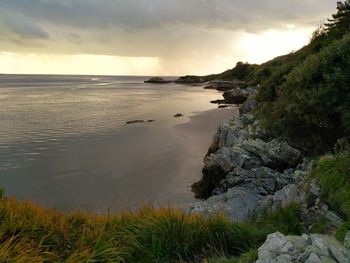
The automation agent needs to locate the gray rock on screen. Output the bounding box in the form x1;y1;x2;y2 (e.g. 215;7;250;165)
208;117;249;153
310;179;321;197
190;186;261;221
223;87;257;104
256;232;350;263
304;252;322;263
216;167;292;196
325;210;345;228
204;146;261;176
239;98;258;114
345;231;350;249
256;232;299;262
240;139;303;170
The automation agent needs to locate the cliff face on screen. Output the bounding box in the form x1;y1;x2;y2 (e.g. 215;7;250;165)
190;99;303;221
190;96;345;230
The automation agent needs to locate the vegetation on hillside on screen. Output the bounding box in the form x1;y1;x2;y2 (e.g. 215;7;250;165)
190;0;350;154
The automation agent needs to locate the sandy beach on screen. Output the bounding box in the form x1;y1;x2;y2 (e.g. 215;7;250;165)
159;106;239;207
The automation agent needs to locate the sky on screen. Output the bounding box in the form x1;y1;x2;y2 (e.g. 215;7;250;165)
0;0;338;76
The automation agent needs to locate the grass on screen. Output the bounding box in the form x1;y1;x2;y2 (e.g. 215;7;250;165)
0;197;256;262
310;151;350;241
310;152;350;219
0;193;305;262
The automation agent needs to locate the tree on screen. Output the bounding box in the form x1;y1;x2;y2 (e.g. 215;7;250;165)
325;1;350;38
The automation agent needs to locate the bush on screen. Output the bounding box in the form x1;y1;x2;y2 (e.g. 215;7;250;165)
255;34;350;153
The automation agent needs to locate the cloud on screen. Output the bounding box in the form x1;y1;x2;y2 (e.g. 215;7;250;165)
0;0;338;74
0;0;336;31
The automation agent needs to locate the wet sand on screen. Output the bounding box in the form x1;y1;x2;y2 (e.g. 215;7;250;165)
158;106;239;208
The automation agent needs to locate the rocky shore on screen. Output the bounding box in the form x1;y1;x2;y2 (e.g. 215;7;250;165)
189;94;350;261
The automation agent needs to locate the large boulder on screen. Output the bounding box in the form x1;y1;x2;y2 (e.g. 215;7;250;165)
144;77;171;83
223;87;257;104
256;232;350;263
190;186;261;222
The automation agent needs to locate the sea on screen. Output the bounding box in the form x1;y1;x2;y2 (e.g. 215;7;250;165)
0;74;228;212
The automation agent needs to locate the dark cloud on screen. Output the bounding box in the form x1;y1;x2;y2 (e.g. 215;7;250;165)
0;0;336;31
0;0;337;59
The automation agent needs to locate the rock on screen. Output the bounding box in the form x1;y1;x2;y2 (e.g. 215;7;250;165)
174;75;205;84
218;105;229;108
239;98;258;114
126;120;144;124
190;186;261;222
210;99;226;104
325;210;345;228
215;167;291;196
310;179;321;197
204;80;243;91
240;139;303;171
344;231;350;249
174;113;184;118
144;77;171;83
256;232;299;262
204;146;262;175
146;119;155;122
207;116;249;154
223;87;257;104
256;232;350;263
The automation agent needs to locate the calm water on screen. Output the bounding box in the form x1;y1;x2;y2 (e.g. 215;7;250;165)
0;75;224;211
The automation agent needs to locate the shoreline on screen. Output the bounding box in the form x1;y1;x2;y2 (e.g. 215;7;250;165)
161;106;238;208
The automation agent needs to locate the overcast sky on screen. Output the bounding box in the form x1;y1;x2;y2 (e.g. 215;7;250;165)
0;0;337;75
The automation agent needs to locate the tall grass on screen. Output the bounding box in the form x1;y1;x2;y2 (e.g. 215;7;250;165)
0;198;259;262
0;195;305;262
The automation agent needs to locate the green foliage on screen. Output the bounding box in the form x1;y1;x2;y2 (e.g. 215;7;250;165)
310;152;350;219
255;34;350;152
325;0;350;38
309;217;329;234
207;249;257;263
248;203;303;238
335;221;350;242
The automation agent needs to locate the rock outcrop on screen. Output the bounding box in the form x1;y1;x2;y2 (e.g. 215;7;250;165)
174;75;205;84
190;111;306;221
223;87;257;104
204;80;243;91
144;77;172;83
256;231;350;263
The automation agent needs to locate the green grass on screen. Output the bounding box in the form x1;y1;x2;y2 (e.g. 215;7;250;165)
206;249;258;263
310;152;350;219
0;194;305;262
310;151;350;240
0;197;256;262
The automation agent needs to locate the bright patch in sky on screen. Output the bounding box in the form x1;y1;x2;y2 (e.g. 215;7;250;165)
0;53;161;76
241;27;314;64
0;27;315;76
